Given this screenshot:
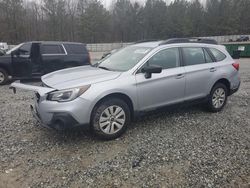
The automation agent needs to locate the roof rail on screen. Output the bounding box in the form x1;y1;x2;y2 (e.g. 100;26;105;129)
134;39;158;44
159;38;218;45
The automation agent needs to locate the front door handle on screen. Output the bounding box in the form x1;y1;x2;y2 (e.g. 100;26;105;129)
176;74;184;79
210;67;217;72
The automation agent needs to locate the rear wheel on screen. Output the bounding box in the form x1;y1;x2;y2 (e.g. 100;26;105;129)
91;98;131;140
0;68;8;85
207;83;228;112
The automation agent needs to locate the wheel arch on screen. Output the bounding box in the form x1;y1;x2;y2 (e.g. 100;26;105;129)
91;92;135;121
0;64;11;75
211;78;230;95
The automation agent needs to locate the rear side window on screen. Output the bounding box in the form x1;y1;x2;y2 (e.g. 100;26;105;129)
42;44;65;55
209;48;226;62
64;44;87;55
182;47;206;66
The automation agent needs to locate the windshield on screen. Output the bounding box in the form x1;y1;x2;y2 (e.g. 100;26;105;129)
98;46;152;71
6;43;23;55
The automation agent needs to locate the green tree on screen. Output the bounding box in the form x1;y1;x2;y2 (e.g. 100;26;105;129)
112;0;134;41
0;0;24;43
165;0;189;37
142;0;167;39
79;0;110;43
186;0;205;36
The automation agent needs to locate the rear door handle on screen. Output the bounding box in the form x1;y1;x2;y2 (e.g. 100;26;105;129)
175;74;184;79
210;67;217;72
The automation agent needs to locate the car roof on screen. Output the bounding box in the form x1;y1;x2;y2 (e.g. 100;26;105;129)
25;41;86;45
133;41;163;48
132;38;219;48
131;40;221;49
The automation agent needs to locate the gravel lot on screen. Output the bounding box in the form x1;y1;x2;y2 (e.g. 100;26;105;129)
0;59;249;188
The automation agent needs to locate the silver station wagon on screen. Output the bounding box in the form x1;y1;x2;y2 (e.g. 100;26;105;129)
11;38;240;140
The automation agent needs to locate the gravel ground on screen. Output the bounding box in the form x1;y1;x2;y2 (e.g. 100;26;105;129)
0;59;249;188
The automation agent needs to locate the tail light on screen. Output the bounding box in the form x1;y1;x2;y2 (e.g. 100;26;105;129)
232;61;239;71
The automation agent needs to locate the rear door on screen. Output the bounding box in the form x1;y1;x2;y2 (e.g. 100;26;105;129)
12;43;32;77
136;47;186;110
182;47;215;100
63;43;90;67
41;44;66;73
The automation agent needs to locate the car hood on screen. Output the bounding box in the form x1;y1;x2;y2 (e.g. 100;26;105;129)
42;65;122;90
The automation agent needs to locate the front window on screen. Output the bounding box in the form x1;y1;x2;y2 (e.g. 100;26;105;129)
98;46;152;72
6;43;32;56
146;48;180;69
6;43;23;55
19;43;32;55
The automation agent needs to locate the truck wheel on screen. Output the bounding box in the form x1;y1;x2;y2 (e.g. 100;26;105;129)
207;83;228;112
0;68;8;85
91;98;131;140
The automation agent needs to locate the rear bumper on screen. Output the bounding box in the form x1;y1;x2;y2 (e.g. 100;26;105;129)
229;81;241;96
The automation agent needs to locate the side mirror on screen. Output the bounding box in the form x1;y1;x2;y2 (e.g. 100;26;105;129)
141;65;162;79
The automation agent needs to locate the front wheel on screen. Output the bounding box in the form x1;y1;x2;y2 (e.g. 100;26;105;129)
91;98;131;140
0;68;8;85
207;83;228;112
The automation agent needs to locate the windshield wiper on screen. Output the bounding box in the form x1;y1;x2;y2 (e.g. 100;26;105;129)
98;66;111;71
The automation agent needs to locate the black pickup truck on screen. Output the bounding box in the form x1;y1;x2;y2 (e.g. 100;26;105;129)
0;41;90;85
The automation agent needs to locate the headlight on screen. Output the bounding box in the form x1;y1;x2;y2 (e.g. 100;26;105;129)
47;85;90;102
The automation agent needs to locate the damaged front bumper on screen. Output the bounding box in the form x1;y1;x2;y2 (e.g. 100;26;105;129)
30;104;81;130
10;81;91;130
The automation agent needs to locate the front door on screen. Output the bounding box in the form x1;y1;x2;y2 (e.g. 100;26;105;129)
135;48;186;111
12;43;32;78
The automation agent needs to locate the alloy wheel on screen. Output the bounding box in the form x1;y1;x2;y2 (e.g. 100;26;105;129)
212;88;226;109
99;105;126;135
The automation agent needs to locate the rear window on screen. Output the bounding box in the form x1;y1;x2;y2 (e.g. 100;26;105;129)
42;44;65;55
209;48;226;62
64;44;87;54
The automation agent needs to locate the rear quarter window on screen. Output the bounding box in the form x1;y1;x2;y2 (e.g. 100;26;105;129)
209;48;227;62
64;44;88;55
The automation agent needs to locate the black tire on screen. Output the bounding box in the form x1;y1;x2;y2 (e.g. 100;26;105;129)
0;68;8;85
91;98;131;140
207;83;228;112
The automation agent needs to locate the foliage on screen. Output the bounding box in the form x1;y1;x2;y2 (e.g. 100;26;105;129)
0;0;249;43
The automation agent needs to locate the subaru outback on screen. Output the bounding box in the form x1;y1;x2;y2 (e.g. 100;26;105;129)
11;38;240;140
